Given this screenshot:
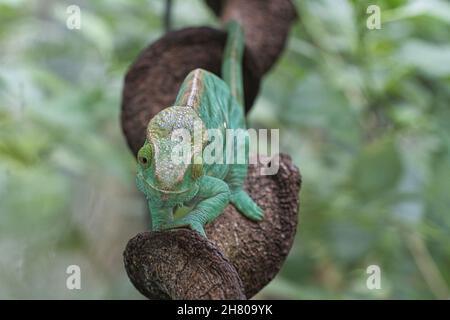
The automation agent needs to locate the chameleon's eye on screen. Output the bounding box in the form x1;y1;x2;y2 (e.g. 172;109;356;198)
139;156;148;165
137;144;152;168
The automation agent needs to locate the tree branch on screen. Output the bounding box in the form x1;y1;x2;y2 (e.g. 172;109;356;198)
124;154;301;299
205;0;298;75
121;0;300;299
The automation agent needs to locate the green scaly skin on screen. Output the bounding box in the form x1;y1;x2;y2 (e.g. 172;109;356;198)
136;21;264;237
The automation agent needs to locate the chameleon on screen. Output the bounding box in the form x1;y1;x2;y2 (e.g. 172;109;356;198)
135;21;264;237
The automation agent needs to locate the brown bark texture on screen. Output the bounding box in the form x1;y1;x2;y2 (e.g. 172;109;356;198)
205;0;298;75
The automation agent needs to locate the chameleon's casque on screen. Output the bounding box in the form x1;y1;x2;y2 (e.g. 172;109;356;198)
136;21;263;237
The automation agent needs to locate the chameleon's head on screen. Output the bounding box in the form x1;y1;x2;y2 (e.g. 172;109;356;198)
136;106;207;201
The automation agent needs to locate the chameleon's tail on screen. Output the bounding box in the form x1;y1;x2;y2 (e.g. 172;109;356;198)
222;20;245;108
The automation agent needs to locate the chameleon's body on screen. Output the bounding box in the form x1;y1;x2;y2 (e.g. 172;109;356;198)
136;22;263;237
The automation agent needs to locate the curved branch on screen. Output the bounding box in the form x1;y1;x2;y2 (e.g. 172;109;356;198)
121;0;301;300
123;154;301;299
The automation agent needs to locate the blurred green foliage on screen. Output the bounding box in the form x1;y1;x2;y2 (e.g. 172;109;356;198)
0;0;449;299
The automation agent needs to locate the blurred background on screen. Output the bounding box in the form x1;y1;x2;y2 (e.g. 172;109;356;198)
1;0;449;299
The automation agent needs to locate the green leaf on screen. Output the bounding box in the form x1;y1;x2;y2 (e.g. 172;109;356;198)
396;40;450;77
351;137;402;198
384;0;450;25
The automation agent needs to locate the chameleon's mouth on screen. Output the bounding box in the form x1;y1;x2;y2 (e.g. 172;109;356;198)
137;173;190;194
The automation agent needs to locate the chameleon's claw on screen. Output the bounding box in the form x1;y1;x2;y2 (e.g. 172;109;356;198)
162;218;207;238
230;190;264;221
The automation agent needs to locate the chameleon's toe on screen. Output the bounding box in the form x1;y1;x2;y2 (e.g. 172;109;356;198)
230;190;264;221
242;202;264;221
189;222;207;238
162;218;207;238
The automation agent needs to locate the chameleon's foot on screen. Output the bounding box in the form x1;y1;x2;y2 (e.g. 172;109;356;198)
162;217;207;238
230;190;264;221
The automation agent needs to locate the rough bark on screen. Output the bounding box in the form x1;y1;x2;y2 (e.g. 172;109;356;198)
205;0;298;75
123;154;301;299
124;230;246;299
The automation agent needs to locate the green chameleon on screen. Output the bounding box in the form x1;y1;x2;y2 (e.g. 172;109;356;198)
135;21;264;237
